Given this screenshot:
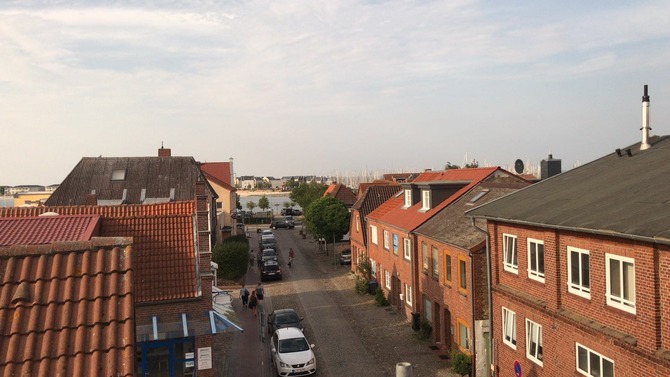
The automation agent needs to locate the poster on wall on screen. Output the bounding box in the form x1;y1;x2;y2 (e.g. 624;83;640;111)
198;347;212;370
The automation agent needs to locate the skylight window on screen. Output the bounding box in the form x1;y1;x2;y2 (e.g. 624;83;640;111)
111;169;126;181
467;189;490;205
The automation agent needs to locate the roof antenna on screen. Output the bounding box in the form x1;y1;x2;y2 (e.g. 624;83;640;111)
161;141;164;149
640;85;651;150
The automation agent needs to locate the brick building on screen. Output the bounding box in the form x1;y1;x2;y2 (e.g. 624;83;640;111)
468;135;670;377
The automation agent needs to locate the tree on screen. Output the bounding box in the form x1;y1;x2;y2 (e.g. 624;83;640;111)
290;181;328;210
464;159;479;168
258;195;270;212
304;196;350;245
445;162;460;170
246;201;256;213
285;179;300;190
236;195;242;210
283;201;291;210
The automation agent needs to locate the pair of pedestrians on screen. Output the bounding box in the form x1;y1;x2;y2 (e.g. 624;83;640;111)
240;283;265;317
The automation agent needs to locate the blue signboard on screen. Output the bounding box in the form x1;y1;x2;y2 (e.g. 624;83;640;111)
514;360;522;377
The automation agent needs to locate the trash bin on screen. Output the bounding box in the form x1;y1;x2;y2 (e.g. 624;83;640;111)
368;281;378;295
411;312;420;331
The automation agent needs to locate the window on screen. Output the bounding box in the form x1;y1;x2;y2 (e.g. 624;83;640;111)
111;169;126;181
457;319;470;352
576;343;614;377
356;215;360;232
403;189;412;208
371;226;378;245
525;319;543;366
216;202;222;209
385;270;391;289
424;297;432;322
383;230;390;250
404;283;413;305
421;190;431;210
444;252;452;284
606;253;636;314
403;238;411;261
392;234;399;255
502;307;516;349
422;242;428;273
432;246;439;278
370;259;376;276
458;257;467;292
503;234;518;273
527;238;545;283
567;247;590;299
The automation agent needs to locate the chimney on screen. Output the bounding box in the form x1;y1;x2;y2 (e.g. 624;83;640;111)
158;142;171;157
229;157;235;186
86;190;98;206
640;85;651;151
540;154;562;180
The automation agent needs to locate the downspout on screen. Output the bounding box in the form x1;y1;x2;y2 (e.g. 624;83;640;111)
409;230;418;326
472;217;494;377
468;248;477;375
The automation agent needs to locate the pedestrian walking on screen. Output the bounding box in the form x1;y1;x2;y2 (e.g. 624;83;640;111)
256;282;265;302
248;291;258;317
288;256;293;268
289;248;294;259
239;285;250;308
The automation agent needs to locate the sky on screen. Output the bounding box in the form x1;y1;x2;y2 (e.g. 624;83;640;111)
1;1;669;186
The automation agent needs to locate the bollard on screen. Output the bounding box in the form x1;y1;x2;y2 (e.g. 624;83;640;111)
396;362;413;377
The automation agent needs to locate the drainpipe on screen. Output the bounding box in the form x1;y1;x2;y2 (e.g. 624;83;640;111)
472;218;494;377
409;231;418;330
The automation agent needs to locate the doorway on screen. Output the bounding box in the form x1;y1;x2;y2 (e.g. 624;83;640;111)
138;337;196;377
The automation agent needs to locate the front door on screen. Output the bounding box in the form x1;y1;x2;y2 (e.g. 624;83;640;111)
139;337;196;377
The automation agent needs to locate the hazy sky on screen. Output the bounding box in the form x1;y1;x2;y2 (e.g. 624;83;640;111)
1;1;669;186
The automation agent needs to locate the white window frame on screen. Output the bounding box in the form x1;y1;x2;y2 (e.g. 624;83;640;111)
525;319;543;366
403;238;411;261
392;234;398;255
567;246;590;299
458;320;471;351
605;253;636;314
385;270;391;289
383;230;390;250
356;215;360;232
404;283;413;305
403;189;412;208
502;307;516;349
503;234;518;274
422;242;429;273
371;225;378;245
432;246;439;278
421;190;431;211
576;343;614;377
527;238;545;283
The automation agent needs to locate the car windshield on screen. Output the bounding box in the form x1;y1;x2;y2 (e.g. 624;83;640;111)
276;312;299;324
263;250;276;256
279;337;310;353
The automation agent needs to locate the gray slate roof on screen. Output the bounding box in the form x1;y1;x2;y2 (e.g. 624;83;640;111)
467;136;670;244
352;185;402;246
46;156;215;206
416;175;530;250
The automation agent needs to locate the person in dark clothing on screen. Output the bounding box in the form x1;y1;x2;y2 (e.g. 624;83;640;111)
248;291;258;317
240;285;249;308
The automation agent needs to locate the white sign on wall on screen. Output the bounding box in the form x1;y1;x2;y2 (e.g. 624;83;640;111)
198;347;212;370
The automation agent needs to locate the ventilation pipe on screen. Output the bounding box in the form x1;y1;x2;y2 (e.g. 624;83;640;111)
641;85;651;150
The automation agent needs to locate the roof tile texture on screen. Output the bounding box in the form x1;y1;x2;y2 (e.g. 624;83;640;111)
0;215;100;247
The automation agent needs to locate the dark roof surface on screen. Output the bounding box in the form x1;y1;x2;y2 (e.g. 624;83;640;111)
467;136;670;243
0;239;134;377
352;185;403;245
46;156;213;206
416;175;530;249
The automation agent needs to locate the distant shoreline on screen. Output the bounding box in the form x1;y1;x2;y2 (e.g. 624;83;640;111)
237;190;290;198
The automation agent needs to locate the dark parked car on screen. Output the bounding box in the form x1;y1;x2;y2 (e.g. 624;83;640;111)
261;260;282;281
271;220;294;229
261;248;278;263
267;308;304;334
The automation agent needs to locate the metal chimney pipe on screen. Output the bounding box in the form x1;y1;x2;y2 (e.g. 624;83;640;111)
641;85;651;150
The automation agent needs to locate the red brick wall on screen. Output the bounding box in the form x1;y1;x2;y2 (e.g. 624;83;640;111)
489;220;670;376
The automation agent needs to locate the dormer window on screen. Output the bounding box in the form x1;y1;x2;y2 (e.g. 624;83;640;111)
111;169;126;181
403;189;412;208
421;190;431;211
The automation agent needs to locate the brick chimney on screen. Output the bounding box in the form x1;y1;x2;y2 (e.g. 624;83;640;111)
158;146;171;157
86;192;98;206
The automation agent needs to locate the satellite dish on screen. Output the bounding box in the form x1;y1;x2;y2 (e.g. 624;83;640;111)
514;159;524;174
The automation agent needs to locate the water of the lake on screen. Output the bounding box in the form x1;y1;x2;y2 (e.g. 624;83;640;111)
238;193;302;214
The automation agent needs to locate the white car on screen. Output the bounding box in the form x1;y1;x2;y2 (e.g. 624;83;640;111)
271;327;317;376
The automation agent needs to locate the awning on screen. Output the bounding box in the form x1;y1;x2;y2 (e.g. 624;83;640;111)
212;286;244;333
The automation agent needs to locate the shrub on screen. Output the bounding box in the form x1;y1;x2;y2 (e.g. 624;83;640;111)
374;287;389;306
417;319;432;340
212;241;248;281
354;279;368;295
223;234;248;244
450;351;472;377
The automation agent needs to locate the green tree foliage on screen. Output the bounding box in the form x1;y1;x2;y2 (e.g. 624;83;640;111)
258;195;270;211
445;159;479;170
450;351;473;376
445;162;460;170
303;196;350;241
246;201;257;213
464;159;479;168
212;237;249;281
283;201;291;209
236;195;242;210
285;179;300;190
289;182;328;210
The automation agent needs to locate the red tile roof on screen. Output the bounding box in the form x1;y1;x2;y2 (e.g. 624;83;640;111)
323;183;357;207
0;215;100;247
200;162;236;191
368;167;499;231
0;202;197;303
0;239;134;377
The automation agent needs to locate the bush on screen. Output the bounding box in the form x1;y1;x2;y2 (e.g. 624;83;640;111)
212;241;249;281
354;279;368;295
450;351;472;377
374;287;389;306
417;319;432;340
223;234;249;244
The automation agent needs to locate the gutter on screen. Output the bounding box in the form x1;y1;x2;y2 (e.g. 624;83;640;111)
471;217;494;377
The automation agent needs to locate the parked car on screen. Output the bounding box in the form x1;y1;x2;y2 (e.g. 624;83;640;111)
259;235;277;251
261;260;282;281
261;248;278;264
280;208;293;216
292;209;302;216
340;249;352;265
271;327;317;376
271;220;294;229
267;309;304;334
